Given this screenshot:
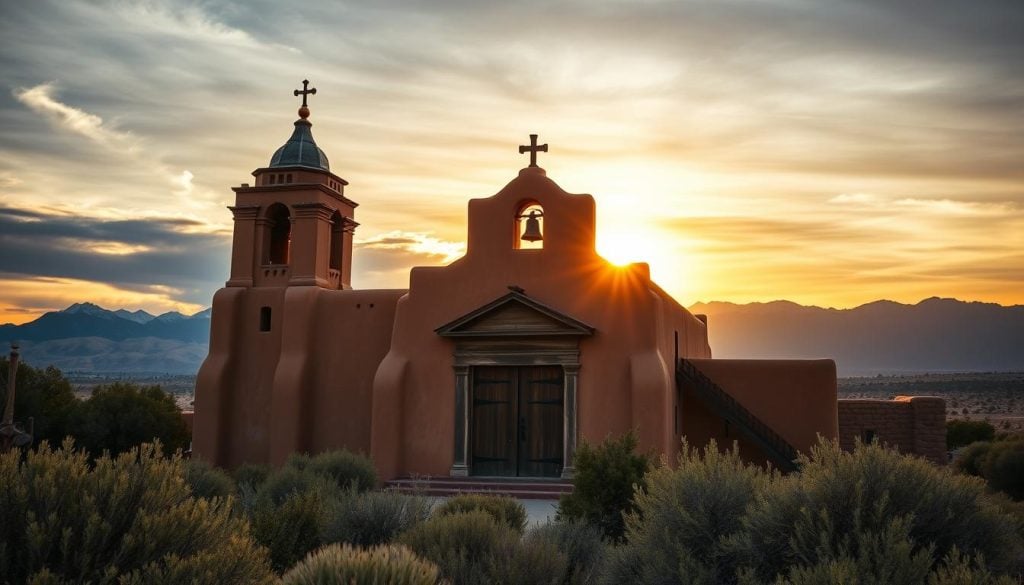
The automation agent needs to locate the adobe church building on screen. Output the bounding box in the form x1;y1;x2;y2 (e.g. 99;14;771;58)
193;83;945;481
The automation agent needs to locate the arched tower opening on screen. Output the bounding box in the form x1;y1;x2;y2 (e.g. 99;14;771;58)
515;202;544;250
329;210;344;285
266;203;291;264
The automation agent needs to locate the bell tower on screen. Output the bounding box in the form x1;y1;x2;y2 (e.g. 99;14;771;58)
225;80;358;290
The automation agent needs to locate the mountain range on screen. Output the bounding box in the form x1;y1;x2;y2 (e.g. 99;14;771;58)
691;297;1024;376
1;298;1022;376
0;303;210;374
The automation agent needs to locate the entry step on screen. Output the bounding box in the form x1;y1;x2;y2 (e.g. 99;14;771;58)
386;476;574;501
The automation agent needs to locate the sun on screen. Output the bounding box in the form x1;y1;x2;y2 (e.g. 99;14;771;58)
597;230;660;267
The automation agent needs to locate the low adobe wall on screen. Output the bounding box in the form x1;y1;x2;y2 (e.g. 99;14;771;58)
837;396;946;464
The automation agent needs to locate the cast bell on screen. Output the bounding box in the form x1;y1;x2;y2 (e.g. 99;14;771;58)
520;210;544;242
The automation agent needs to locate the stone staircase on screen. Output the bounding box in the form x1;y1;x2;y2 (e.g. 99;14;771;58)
386;476;573;501
677;359;800;472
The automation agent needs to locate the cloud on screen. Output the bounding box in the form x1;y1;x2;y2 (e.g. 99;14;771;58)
13;83;136;150
1;0;1023;311
0;205;229;306
829;193;880;205
356;231;465;263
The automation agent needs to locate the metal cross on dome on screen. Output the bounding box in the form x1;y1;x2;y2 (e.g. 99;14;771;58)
519;134;548;168
294;79;317;107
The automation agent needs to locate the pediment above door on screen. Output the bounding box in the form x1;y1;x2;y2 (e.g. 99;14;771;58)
435;291;595;338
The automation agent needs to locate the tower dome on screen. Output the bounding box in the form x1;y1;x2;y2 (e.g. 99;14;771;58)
269;118;330;171
269;79;330;171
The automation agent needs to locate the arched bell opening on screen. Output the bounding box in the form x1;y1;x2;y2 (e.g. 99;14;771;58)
265;203;292;264
515;202;544;250
329;210;344;287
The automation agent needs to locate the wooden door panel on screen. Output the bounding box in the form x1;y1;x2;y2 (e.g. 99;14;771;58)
518;366;564;477
471;367;516;476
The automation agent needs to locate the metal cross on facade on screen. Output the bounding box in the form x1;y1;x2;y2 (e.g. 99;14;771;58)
294;79;317;107
519;134;548;168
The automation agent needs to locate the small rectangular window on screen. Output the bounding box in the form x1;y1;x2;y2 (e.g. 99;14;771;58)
268;175;276;185
286;173;293;183
259;307;272;332
863;429;876;444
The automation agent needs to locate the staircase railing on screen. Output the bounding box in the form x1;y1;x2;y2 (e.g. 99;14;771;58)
677;359;799;472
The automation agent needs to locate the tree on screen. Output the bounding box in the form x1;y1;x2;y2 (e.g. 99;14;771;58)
66;382;190;457
0;356;77;446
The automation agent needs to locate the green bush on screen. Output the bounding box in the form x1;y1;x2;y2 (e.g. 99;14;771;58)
281;543;443;585
250;487;333;572
259;464;339;506
948;420;996;450
434;493;527;532
233;462;272;488
0;357;77;446
603;438;1023;584
0;440;273;584
955;437;1024;501
490;530;567;585
604;440;772;585
323;488;431;548
746;439;1023;581
186;458;236;500
986;443;1024;501
306;449;378;492
65;382;190;457
956;441;993;476
400;510;519;585
244;461;338;571
282;545;442;585
557;431;651;541
527;519;606;585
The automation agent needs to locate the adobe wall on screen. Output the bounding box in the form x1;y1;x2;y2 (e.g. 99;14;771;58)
193;286;404;468
369;167;712;480
683;359;838;465
837;396;946;464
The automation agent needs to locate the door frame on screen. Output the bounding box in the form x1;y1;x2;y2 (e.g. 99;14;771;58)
469;364;566;478
450;345;580;479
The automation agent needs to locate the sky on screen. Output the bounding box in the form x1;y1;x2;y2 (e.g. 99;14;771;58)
1;0;1022;324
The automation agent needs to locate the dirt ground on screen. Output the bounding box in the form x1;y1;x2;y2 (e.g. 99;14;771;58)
840;372;1024;434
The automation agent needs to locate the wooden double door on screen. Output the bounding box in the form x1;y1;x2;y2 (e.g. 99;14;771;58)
471;366;564;477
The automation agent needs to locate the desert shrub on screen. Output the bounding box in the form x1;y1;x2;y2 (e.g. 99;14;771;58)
979;438;1024;501
0;440;273;584
246;462;348;571
743;439;1024;581
957;441;993;476
322;488;432;547
250;487;333;572
281;543;443;585
557;431;651;541
528;519;606;584
400;510;519;585
233;462;272;488
603;441;772;585
949;420;996;450
955;438;1024;501
0;358;77;446
185;458;236;500
259;464;339;506
434;493;527;532
65;382;190;457
305;449;378;492
286;452;314;470
490;530;567;585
